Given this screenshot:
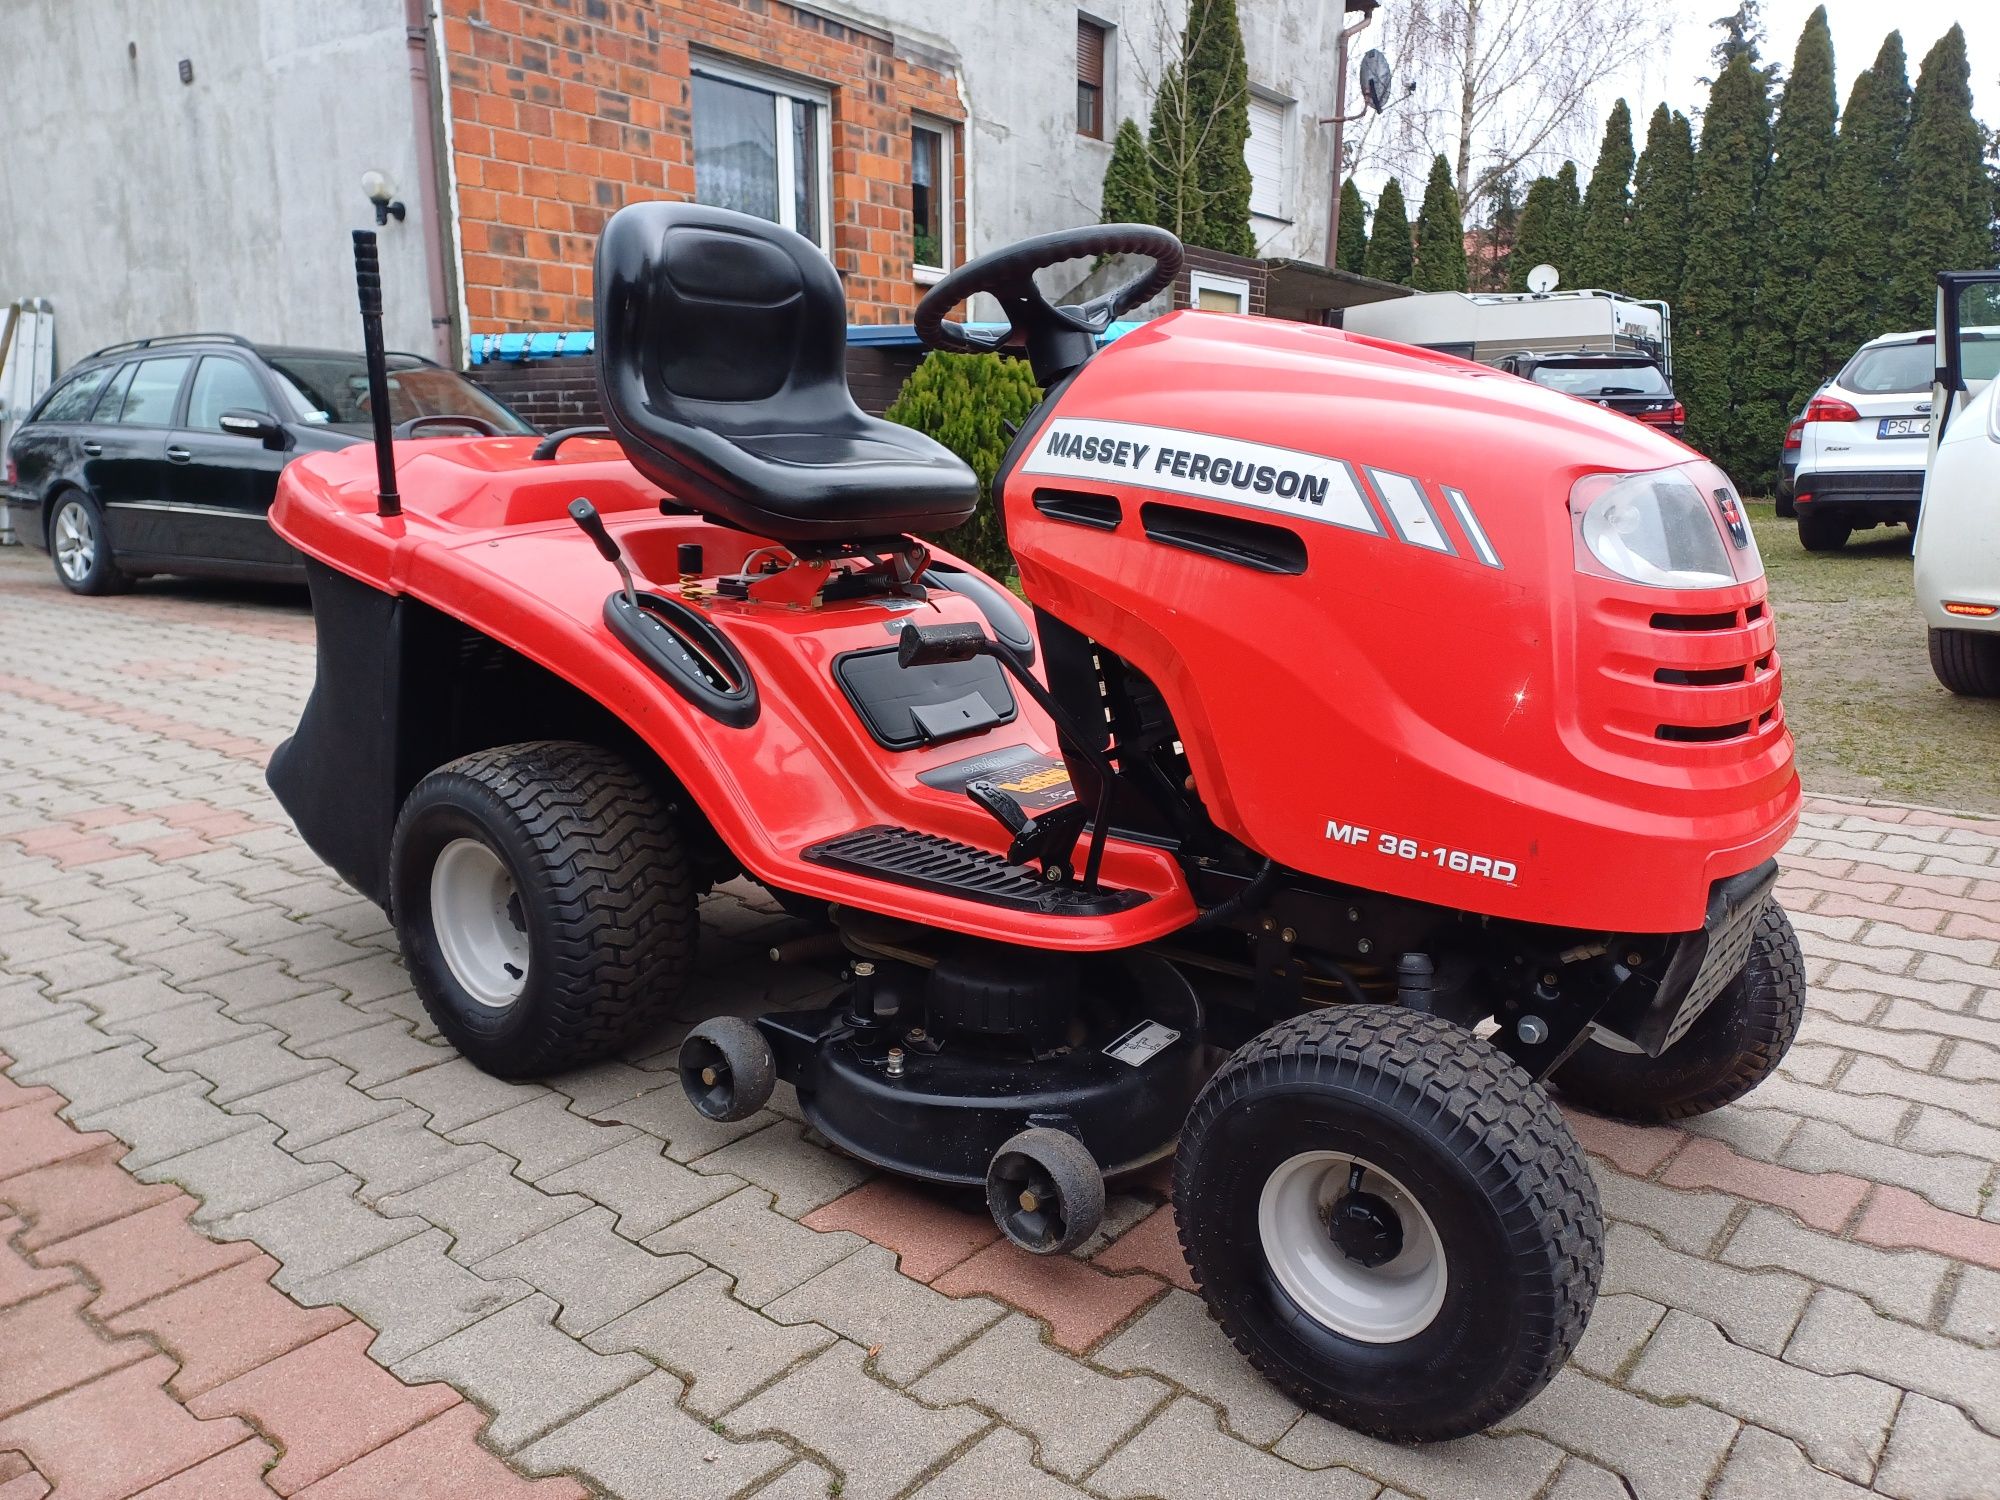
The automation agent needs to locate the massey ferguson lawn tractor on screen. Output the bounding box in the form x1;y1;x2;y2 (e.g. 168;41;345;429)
267;212;1803;1440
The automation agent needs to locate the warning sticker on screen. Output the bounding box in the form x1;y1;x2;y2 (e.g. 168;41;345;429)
1103;1021;1181;1067
917;744;1076;813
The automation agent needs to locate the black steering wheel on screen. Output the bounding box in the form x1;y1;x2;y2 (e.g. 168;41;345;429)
914;223;1183;368
395;414;502;438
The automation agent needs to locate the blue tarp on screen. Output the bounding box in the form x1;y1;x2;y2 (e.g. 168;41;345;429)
468;321;1140;364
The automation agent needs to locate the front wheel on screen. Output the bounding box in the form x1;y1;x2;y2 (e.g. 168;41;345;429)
1929;628;2000;698
1552;902;1804;1122
390;740;695;1077
1174;1007;1601;1442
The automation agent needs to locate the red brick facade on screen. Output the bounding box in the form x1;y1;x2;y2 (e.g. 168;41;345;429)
438;0;967;332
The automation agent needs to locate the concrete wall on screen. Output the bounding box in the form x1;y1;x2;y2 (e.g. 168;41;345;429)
0;0;439;375
851;0;1343;263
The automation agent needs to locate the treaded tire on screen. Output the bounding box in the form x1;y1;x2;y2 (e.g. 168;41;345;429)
390;740;695;1078
1553;901;1805;1122
1929;627;2000;698
1174;1006;1602;1442
1797;512;1850;552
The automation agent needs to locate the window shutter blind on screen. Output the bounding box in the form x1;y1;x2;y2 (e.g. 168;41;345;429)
1245;95;1286;218
1077;19;1104;87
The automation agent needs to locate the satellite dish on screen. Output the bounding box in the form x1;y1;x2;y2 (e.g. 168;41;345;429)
1358;49;1392;113
1526;263;1560;294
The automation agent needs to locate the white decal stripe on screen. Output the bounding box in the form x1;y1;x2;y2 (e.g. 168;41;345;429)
1366;468;1456;555
1022;418;1382;535
1442;485;1502;569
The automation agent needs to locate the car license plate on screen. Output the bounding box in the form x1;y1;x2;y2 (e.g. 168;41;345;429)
1878;417;1930;438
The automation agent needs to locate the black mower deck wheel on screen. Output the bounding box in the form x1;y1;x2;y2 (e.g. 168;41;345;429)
680;1016;777;1122
1174;1005;1602;1442
986;1126;1105;1255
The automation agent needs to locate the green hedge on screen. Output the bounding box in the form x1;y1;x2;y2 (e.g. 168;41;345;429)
885;350;1043;579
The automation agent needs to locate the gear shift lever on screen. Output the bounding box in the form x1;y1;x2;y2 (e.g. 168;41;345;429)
567;498;639;610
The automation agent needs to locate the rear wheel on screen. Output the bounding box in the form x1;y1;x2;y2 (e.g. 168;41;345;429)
1796;512;1850;552
1929;628;2000;698
1553;902;1804;1122
390;740;695;1077
48;490;130;595
1174;1006;1601;1442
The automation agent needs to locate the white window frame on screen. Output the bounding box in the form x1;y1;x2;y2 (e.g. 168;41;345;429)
690;53;835;252
1189;269;1252;314
1245;88;1293;223
911;115;955;284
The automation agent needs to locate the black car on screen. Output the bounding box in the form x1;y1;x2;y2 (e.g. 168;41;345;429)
2;333;533;593
1493;352;1686;440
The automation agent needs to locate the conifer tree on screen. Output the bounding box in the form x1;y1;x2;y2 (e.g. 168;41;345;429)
1507;170;1575;290
1738;6;1837;482
1627;105;1695;304
1150;0;1256;255
1551;160;1581;267
1364;178;1413;284
1888;25;1991;329
1806;33;1910;369
1101;119;1158;225
886;352;1043;578
1337;177;1370;273
1412;155;1469;291
1677;50;1773;475
1572;100;1636;291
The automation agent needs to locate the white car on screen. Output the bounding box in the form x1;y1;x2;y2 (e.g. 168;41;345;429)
1791;330;1937;551
1913;275;2000;697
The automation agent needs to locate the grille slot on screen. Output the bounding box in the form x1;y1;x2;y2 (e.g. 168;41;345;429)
1655;664;1746;686
1651;609;1739;632
1657;720;1753;743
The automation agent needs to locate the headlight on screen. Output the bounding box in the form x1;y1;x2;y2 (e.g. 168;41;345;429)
1569;462;1764;590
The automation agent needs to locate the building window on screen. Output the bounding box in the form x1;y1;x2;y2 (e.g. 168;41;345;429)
912;120;954;277
1246;91;1290;220
692;58;832;249
1076;17;1107;138
1190;269;1251;314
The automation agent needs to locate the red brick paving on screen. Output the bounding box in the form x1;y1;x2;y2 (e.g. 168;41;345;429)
1856;1185;2000;1272
802;1176;999;1282
1094;1204;1198;1293
1659;1135;1870;1234
931;1237;1166;1352
0;1060;585;1499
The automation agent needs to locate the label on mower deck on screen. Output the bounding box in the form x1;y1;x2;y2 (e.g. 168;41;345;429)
1104;1021;1180;1067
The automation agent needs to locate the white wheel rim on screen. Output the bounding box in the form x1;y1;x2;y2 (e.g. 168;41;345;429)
1257;1151;1448;1343
55;502;95;582
429;837;530;1008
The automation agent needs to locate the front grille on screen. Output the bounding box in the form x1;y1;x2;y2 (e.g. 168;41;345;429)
1594;588;1784;754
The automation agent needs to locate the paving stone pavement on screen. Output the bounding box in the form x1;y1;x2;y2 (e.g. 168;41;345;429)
4;547;2000;1498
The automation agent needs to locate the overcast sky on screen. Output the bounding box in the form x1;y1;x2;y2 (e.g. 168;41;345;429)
1599;0;1998;132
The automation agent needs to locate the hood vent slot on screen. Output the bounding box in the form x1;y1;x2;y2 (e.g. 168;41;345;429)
1139;502;1307;575
1033;487;1123;530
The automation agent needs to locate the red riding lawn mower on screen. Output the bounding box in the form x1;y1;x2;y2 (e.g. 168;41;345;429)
269;209;1802;1439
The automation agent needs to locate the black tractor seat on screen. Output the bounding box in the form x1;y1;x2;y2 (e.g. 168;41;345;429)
595;203;979;542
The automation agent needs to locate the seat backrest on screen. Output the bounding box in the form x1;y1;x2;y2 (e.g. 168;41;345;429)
595;202;980;542
599;201;851;418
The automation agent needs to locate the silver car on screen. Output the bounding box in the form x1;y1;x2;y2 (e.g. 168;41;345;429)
1790;331;1934;552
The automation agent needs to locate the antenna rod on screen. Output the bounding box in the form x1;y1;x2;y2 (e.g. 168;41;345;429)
351;229;401;518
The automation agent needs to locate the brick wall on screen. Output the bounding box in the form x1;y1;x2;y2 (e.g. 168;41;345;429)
439;0;966;335
469;343;923;430
1175;247;1270;317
